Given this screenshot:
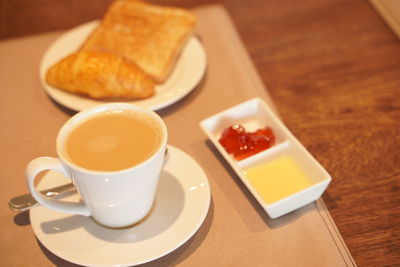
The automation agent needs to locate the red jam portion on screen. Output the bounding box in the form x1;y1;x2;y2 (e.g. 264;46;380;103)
219;124;275;160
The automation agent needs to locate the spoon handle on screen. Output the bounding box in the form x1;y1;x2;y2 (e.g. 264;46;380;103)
8;183;75;212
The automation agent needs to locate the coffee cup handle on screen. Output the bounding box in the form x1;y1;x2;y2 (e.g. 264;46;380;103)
26;157;90;216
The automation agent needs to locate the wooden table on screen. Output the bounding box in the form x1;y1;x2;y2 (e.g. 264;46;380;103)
1;0;399;266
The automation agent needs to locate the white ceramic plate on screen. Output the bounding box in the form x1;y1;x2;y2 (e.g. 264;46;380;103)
39;20;207;111
30;146;211;267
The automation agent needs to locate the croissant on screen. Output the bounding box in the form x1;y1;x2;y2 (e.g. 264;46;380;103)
45;50;155;99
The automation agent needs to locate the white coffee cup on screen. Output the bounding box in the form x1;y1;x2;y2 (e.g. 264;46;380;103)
26;103;168;228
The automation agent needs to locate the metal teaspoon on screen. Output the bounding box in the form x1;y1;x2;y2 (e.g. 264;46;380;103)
8;183;75;212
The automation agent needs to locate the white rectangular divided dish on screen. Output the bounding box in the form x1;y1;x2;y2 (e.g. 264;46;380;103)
200;98;331;218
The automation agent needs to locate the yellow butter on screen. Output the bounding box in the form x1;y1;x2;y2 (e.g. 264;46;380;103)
243;155;313;204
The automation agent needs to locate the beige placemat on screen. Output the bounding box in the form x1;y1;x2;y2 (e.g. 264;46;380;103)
370;0;400;39
0;5;356;266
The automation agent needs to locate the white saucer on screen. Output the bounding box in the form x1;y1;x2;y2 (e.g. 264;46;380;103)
30;146;211;266
39;20;207;111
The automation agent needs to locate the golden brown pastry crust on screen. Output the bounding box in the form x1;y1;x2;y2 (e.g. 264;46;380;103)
45;51;155;99
81;0;196;83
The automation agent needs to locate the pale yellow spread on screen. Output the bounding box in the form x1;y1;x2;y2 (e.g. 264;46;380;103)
243;155;313;204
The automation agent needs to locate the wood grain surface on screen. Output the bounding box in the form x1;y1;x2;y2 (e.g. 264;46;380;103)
1;0;400;266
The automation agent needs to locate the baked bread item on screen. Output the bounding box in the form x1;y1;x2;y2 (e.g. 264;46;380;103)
45;50;155;99
80;0;196;83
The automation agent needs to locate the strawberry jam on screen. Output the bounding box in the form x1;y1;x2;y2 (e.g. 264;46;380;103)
219;124;275;160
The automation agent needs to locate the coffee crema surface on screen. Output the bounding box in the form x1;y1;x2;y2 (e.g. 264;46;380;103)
65;110;162;172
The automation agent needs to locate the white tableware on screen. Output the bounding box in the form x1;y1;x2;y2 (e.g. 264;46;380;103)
200;97;331;218
39;20;207;111
26;103;168;228
30;145;210;266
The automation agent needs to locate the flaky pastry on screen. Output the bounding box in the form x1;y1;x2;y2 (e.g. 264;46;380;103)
81;0;196;83
45;50;155;99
